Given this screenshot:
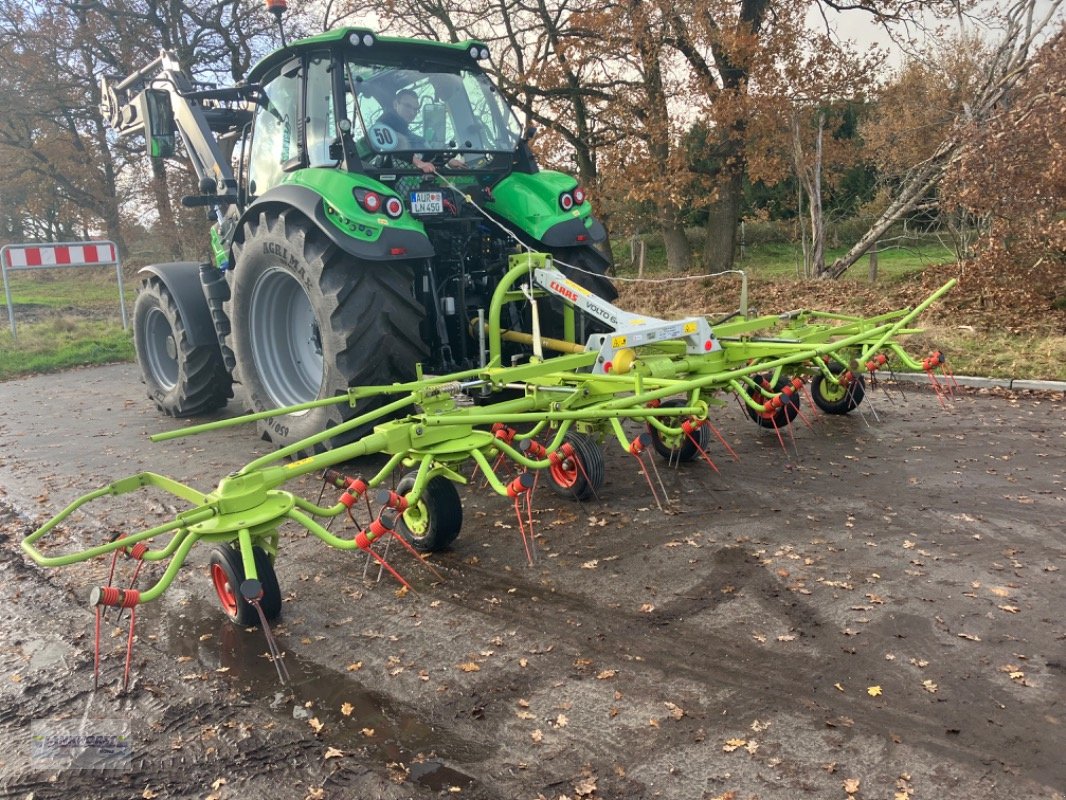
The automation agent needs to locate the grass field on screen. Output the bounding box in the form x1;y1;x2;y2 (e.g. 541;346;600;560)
1;242;1062;383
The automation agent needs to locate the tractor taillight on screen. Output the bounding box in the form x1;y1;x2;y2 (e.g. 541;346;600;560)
360;191;382;213
559;192;574;211
384;196;404;218
572;186;586;205
265;0;286;11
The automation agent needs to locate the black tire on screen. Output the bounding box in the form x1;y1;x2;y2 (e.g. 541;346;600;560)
811;364;866;415
133;277;232;416
209;545;282;626
395;472;463;553
744;374;801;429
547;432;605;501
647;399;712;462
226;211;428;448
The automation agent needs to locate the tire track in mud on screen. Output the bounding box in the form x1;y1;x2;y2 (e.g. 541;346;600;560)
0;503;486;800
427;541;1065;790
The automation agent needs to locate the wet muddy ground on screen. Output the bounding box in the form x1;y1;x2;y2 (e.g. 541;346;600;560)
0;364;1063;800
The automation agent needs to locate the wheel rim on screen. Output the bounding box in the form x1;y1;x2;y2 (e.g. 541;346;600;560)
817;378;849;403
142;307;179;390
249;267;323;408
402;501;430;538
210;563;239;618
550;458;579;488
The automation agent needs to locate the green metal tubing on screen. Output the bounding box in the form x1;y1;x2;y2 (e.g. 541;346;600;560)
23;496;216;568
470;449;512;497
419;404;708;427
150;394;353;442
853;280;956;364
136;531;204;604
238;528;257;581
488;255;551;366
288;507;360;551
240;400;412;474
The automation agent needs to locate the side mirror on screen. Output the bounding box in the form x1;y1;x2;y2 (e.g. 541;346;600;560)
138;89;176;158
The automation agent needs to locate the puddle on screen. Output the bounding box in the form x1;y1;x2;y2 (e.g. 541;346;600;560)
145;591;480;792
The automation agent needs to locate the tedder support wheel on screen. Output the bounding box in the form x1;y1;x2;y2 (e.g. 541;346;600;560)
226;211;428;449
209;545;281;626
395;472;463;553
548;432;606;501
745;375;801;429
811;364;866;415
647;399;711;463
133;277;232;416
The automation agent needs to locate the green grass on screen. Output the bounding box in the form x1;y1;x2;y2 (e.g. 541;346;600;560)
0;318;133;380
0;269;134;380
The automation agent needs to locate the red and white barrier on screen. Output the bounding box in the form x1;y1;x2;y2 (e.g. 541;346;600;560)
2;240;127;339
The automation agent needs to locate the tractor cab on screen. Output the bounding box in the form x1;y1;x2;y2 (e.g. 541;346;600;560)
245;30;527;202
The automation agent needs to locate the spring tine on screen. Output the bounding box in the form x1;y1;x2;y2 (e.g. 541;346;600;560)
705;420;740;462
386;531;446;582
93;606;102;691
685;428;720;474
646;451;670;510
784;414;801;461
365;546;413;592
120;607;137;695
513;496;535;566
631;452;664;512
250;598;290;685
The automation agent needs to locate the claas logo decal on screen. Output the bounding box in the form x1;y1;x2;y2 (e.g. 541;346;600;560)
549;280;579;302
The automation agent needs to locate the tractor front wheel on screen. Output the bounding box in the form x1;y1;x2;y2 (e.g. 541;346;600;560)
133;277;231;416
226;211;427;448
395;472;463;553
209;545;282;626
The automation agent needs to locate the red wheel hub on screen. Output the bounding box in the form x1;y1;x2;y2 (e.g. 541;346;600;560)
211;563;239;618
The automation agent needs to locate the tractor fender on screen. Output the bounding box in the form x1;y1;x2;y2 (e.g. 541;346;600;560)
233;184;434;261
540;216;608;249
137;262;216;347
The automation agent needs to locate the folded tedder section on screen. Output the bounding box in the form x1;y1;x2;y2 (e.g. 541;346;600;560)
22;253;958;690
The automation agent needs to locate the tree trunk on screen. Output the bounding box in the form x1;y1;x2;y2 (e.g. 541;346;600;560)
660;204;692;272
150;159;183;260
702;168;742;273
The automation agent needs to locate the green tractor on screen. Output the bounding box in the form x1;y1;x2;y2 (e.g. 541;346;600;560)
102;26;614;447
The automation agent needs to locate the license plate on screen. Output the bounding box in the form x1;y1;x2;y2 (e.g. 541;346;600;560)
410;190;443;214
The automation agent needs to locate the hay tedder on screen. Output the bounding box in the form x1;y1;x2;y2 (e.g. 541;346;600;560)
22;252;958;690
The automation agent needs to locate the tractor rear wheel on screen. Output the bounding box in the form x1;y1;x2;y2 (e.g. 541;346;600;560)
226;211;428;448
133;277;232;416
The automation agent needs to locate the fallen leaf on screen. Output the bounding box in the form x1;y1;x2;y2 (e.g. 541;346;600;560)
554;714;569;728
324;747;344;760
639;603;656;613
922;679;938;693
843;777;861;794
531;729;543;743
211;778;226;791
142;789;158;800
665;702;684;720
723;738;747;752
834;683;845;692
998;605;1020;614
457;662;481;673
957;632;982;641
346;661;363;672
596;669;617;680
361;727;375;737
340;702;354;717
308;717;324;734
867;685;883;697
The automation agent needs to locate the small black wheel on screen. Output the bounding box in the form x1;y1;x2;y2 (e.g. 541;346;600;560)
647;399;712;462
811;363;866;414
395;472;463;553
548;432;605;501
744;375;801;429
209;545;281;626
133;277;231;416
